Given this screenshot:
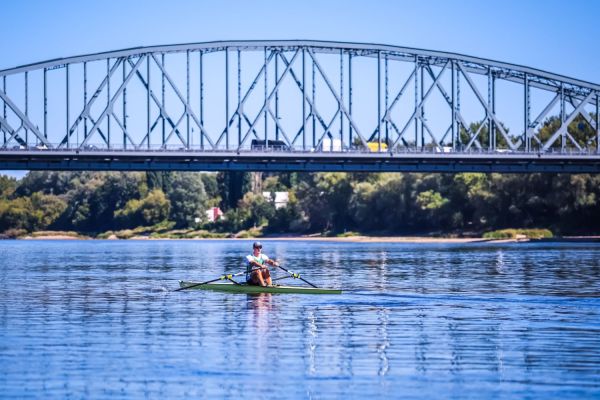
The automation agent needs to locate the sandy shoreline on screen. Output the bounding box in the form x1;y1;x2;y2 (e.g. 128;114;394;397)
12;234;493;243
9;233;600;243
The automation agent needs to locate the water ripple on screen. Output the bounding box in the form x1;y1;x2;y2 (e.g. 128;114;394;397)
0;240;599;398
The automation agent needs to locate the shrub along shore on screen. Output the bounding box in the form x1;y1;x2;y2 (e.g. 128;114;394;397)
3;226;596;244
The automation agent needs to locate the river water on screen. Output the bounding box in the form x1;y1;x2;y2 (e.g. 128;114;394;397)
0;240;599;398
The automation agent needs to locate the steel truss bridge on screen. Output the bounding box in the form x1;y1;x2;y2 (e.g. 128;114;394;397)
0;40;599;173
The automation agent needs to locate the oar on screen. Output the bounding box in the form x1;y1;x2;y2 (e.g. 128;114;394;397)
274;263;318;288
174;268;258;291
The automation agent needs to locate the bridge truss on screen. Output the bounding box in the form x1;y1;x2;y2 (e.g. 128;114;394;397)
0;40;599;172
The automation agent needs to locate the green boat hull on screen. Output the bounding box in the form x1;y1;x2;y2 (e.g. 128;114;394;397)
179;281;342;294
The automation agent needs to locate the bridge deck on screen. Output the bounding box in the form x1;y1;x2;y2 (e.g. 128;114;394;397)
1;149;599;173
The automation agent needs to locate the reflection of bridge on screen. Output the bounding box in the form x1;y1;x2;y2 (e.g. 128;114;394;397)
0;40;598;172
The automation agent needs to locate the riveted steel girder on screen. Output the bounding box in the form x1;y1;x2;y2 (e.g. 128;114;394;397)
0;40;598;172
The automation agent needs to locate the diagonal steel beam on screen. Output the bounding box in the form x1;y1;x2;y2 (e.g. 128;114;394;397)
0;89;51;148
0;116;25;148
314;108;342;151
110;111;137;148
526;93;559;145
266;106;293;147
79;56;146;148
464;120;487;150
419;116;443;150
215;51;277;147
568;95;597;132
389;61;449;149
236;49;300;150
150;53;215;149
278;52;358;149
127;59;188;148
457;62;521;150
366;69;415;140
423;65;482;149
542;91;595;151
62;58;123;147
307;48;369;149
161;112;187;149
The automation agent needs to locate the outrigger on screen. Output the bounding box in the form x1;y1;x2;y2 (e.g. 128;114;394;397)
175;264;342;295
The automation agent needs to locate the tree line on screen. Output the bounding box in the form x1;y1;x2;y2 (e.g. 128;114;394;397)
1;169;599;237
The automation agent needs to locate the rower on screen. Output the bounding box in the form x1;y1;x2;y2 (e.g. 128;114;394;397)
246;241;279;287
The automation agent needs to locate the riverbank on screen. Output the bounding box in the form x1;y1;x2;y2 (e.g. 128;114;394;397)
5;230;600;243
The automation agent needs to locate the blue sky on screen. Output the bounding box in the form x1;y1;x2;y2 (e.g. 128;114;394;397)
1;0;599;178
2;0;598;82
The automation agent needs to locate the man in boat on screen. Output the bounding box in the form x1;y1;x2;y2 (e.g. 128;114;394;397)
246;241;279;286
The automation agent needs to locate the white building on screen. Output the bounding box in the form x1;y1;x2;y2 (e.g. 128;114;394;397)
262;191;289;209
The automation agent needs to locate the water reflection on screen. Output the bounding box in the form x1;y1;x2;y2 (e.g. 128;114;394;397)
0;240;599;398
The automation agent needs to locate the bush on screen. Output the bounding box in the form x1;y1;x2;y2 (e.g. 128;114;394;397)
336;231;360;237
1;228;27;239
483;228;553;239
235;227;262;238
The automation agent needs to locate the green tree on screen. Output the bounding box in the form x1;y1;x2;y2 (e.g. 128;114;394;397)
30;192;68;229
115;189;171;228
0;175;17;199
266;192;307;233
15;171;78;196
238;192;276;228
0;197;35;231
458;120;512;150
416;190;449;228
166;172;207;227
535;115;597;151
217;171;250;210
200;173;220;206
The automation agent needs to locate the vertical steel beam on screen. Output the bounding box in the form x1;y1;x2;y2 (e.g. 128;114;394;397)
25;71;28;144
420;63;424;148
275;50;279;142
312;58;316;147
524;74;530;152
186;50;190;148
491;72;496;150
384;54;388;147
264;48;267;143
302;47;306;150
2;76;5;144
66;64;70;148
43;68;47;140
107;59;111;148
147;55;151;149
377;51;381;151
339;49;344;150
487;68;492;150
83;62;87;140
162;54;166;145
123;60;127;149
348;53;353;148
199;51;204;149
560;84;565;151
414;56;418;149
237;49;241;147
225;48;229;150
456;64;461;148
596;93;600;154
451;61;456;149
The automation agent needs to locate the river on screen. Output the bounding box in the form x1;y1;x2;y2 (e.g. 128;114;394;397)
0;240;599;398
